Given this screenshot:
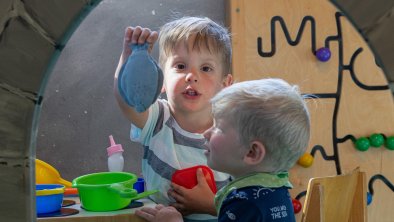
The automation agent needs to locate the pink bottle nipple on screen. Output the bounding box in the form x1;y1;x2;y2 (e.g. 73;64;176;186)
107;135;124;156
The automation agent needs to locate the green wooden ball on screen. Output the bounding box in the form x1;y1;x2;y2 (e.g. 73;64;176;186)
385;136;394;150
355;137;370;151
369;133;384;147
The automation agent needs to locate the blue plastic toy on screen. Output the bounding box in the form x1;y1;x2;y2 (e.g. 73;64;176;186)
118;43;164;112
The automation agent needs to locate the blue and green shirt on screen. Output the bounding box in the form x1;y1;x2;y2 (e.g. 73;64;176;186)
215;172;295;222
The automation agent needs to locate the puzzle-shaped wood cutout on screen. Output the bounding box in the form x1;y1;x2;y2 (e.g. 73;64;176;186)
226;0;394;221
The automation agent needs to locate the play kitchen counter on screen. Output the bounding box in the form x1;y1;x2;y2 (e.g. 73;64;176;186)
35;165;159;222
37;197;156;222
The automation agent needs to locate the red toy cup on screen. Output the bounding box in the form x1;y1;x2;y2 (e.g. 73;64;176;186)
171;165;217;193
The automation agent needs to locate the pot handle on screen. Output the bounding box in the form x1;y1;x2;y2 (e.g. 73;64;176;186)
108;183;138;198
129;189;159;201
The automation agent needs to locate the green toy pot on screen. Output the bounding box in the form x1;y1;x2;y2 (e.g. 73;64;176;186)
72;172;157;211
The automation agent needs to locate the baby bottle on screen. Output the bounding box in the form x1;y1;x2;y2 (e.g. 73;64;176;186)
107;135;124;172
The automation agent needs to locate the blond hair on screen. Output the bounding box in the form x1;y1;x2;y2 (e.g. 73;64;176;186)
158;16;231;75
211;78;311;172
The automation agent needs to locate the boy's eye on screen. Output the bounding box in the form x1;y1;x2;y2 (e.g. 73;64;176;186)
201;66;213;72
175;64;186;70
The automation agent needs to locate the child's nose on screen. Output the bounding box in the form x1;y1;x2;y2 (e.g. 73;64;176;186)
185;72;197;82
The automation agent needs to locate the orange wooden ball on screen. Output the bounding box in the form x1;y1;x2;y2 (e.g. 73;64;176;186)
297;153;314;168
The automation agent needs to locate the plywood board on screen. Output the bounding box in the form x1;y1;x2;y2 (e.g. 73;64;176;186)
226;0;394;221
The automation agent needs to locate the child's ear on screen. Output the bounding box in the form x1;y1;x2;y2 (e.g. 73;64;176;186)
222;74;233;87
243;141;265;165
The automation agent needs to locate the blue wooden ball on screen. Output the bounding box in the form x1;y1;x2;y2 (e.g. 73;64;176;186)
367;192;372;205
316;47;331;62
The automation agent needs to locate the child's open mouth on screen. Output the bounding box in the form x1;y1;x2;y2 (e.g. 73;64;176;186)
183;89;200;97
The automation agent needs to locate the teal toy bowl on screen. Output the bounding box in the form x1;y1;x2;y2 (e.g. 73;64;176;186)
36;184;65;214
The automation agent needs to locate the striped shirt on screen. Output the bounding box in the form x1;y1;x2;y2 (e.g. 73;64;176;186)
131;99;230;221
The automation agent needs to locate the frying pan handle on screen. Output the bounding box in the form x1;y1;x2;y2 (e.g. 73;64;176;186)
58;178;72;188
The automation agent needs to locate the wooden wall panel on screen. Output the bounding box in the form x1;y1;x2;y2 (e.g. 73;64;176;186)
226;0;394;221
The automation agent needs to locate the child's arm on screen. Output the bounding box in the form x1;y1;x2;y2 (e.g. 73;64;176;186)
135;204;183;222
168;168;217;216
113;26;158;129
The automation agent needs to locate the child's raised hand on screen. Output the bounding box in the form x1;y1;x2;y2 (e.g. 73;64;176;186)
121;26;158;63
168;168;217;216
114;25;159;126
135;204;183;222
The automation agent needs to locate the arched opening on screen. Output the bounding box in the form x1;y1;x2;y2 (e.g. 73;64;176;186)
0;0;393;221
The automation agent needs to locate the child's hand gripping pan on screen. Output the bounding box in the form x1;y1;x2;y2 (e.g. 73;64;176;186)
171;165;217;193
118;43;163;112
